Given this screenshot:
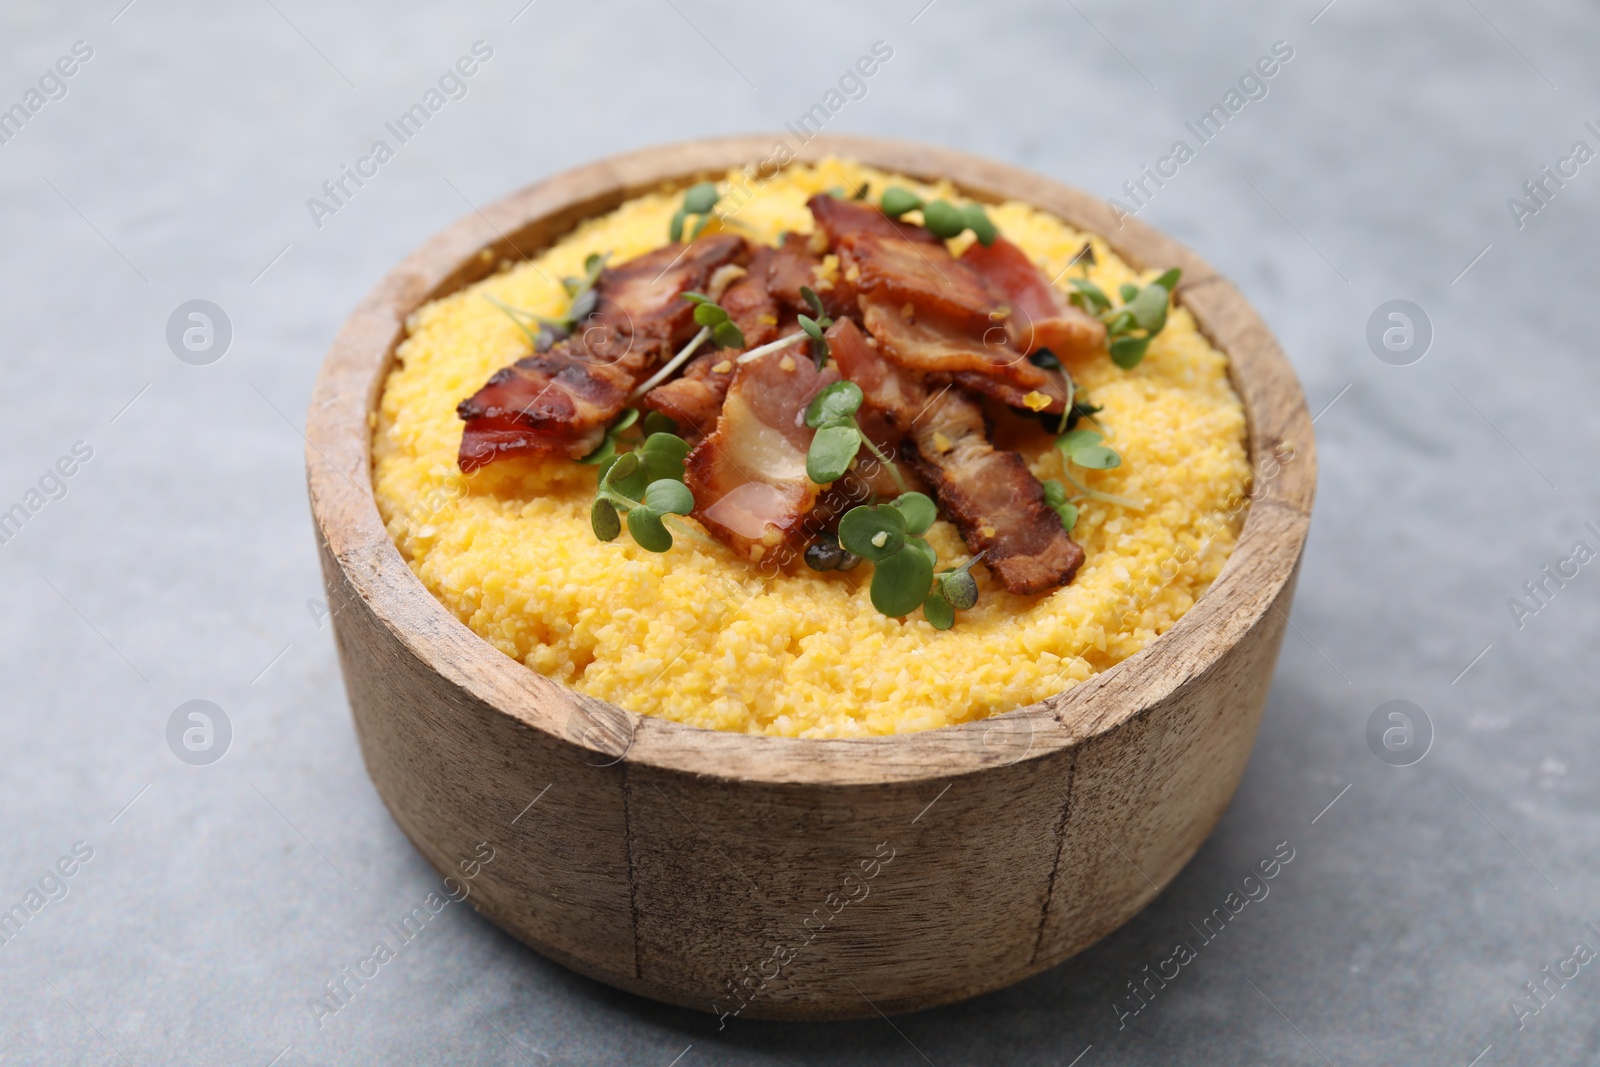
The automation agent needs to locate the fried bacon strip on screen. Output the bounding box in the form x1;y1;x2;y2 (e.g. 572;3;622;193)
952;367;1072;416
959;236;1106;358
827;319;1084;594
456;234;747;471
858;295;1048;390
808;193;1047;392
806;194;941;247
684;350;840;563
640;248;784;439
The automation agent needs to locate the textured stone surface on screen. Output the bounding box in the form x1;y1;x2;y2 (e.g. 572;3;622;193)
1;1;1595;1063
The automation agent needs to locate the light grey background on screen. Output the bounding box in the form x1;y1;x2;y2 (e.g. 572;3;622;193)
2;0;1596;1063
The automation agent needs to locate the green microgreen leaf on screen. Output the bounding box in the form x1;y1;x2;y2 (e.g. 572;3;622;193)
1055;500;1080;531
870;542;935;617
1068;279;1111;314
922;589;955;630
905;535;937;567
851;181;871;201
800;285;825;318
693;302;728;327
682;181;719;216
891;492;937;536
591;498;621;542
1041;479;1068;508
839;504;907;563
1071;445;1113;470
805;381;864;428
921;199;966;239
1056;427;1121;470
626;508;672;552
963;202;998;246
1108;334;1150;369
1152;267;1182;291
570;287;599;323
1119;282;1140;304
670;182;720;242
1056;428;1103;452
643;478;693;515
604;448;649;501
807;424;862;484
1128;283;1169;333
712;320;745;349
938;566;979;611
641;411;678;437
881;186;923;218
639;432;690;484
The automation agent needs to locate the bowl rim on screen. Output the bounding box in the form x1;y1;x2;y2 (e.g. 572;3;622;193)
306;133;1316;789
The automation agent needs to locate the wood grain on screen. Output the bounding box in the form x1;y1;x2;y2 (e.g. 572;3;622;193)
305;135;1316;1019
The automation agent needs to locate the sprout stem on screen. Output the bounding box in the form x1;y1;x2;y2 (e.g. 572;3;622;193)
735;330;807;364
1059;468;1144;510
664;515;720;549
630;327;711;399
861;437;908;493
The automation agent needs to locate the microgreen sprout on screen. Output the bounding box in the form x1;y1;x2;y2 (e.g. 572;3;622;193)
590;430;703;552
836;493;980;626
923;552;985;630
1068;267;1181;370
485;252;609;353
802;381;907;492
1049;427;1143;515
797;285;834;367
577;407;639;468
669;182;720;242
879;186;997;246
629;292;746;399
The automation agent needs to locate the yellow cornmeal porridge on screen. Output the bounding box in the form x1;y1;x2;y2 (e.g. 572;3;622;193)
372;159;1251;737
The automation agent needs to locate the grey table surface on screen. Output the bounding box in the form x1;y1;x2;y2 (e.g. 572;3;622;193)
3;0;1597;1063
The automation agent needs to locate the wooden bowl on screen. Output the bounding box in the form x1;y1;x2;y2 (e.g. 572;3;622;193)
306;135;1315;1021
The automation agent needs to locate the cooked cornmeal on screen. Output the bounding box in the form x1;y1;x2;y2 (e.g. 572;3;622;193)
372;159;1251;737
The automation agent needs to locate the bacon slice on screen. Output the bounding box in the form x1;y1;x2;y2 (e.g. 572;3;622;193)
807;194;941;248
952;367;1073;416
808;195;1047;392
859;295;1047;390
828;319;1083;594
639;350;735;439
640;248;788;440
846;234;996;335
959;237;1106;357
684;351;840;563
456;234;747;471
